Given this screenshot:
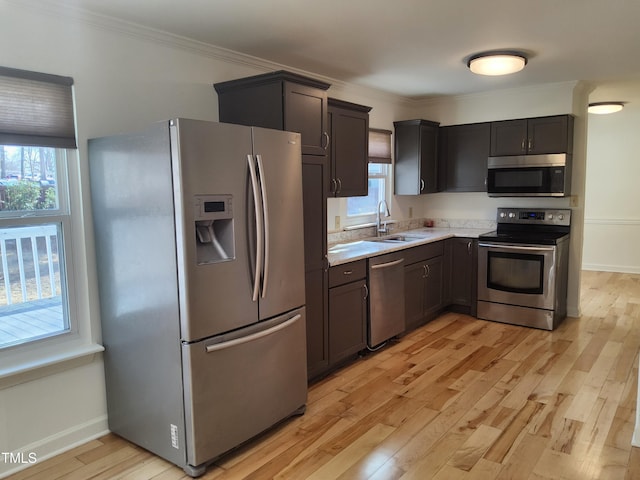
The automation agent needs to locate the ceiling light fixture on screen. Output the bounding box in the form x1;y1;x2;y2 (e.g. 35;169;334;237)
467;51;528;76
587;102;625;114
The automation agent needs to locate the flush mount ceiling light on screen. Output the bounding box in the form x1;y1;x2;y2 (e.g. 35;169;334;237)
467;51;528;76
588;102;625;114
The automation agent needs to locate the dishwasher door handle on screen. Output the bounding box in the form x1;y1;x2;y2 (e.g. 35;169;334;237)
370;258;404;270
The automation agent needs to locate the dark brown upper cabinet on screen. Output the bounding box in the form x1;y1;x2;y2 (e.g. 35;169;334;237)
214;70;331;156
439;122;491;192
490;115;574;156
327;98;371;197
394;119;440;195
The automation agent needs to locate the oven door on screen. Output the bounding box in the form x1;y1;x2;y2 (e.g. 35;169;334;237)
477;242;557;310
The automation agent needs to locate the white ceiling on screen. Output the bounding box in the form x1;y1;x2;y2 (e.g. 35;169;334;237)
44;0;640;99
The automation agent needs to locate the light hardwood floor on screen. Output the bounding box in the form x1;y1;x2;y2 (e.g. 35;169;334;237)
6;270;640;479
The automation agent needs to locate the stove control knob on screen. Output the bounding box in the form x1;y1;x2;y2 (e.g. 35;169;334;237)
500;212;507;218
508;212;516;219
548;214;554;220
558;214;564;221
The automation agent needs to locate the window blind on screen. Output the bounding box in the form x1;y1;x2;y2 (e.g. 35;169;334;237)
0;66;76;148
368;128;392;163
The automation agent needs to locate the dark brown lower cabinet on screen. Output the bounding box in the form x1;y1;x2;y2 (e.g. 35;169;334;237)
404;244;445;331
447;238;478;316
305;268;328;379
327;260;367;367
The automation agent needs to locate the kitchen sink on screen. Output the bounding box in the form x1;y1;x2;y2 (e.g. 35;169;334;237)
366;234;423;243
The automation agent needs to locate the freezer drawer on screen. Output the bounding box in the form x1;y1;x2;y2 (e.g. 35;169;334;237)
181;308;307;470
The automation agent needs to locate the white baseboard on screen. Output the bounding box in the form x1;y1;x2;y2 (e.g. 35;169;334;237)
0;416;109;479
582;264;640;275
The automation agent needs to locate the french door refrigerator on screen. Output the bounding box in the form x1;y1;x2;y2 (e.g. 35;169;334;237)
89;118;307;477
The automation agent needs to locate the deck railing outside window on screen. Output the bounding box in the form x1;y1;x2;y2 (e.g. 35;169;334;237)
0;224;60;305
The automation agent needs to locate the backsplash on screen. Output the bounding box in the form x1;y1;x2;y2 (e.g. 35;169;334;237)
328;217;496;245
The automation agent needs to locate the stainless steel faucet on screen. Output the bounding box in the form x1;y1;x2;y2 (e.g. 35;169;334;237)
376;200;391;236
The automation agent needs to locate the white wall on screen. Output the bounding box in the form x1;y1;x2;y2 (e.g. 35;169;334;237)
583;81;640;273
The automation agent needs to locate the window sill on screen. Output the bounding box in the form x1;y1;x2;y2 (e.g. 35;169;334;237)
0;343;104;389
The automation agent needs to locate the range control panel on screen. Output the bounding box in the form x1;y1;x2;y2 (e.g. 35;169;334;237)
496;208;571;227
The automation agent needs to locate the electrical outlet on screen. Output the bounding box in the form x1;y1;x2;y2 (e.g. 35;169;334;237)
409;207;413;219
335;216;340;230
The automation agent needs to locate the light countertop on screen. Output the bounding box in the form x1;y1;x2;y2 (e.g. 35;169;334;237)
327;227;493;266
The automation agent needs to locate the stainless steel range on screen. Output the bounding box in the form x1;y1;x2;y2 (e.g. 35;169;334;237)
477;207;571;330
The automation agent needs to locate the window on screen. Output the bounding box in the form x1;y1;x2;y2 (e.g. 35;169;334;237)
347;163;389;217
0;67;76;351
345;128;392;225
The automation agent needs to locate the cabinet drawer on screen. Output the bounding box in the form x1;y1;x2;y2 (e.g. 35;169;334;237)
403;241;444;265
329;260;366;288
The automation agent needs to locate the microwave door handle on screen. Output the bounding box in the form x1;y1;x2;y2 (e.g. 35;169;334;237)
247;155;263;302
256;154;270;298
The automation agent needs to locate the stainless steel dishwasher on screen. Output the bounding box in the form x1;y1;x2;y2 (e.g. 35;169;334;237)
368;251;406;347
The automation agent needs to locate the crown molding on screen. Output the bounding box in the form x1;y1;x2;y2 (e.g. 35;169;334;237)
9;0;410;107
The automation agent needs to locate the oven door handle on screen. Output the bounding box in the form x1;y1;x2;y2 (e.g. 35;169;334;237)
478;242;556;252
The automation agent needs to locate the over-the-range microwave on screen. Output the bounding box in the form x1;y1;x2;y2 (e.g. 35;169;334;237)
486;153;571;197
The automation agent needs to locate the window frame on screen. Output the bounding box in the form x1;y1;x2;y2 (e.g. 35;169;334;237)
0;68;102;384
344;162;392;227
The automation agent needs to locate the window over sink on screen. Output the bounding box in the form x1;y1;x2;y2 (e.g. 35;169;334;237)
344;128;392;227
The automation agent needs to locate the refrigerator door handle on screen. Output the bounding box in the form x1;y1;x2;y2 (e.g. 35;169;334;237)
205;314;302;353
247;154;263;302
255;154;270;298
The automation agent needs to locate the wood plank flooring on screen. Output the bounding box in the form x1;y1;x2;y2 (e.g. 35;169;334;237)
6;270;640;479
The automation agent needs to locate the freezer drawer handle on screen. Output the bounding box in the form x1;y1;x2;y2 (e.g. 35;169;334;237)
205;314;302;353
370;258;404;270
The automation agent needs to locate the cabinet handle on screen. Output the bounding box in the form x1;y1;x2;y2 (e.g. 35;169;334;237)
521;139;526;152
363;284;369;299
420;179;425;192
331;178;337;194
343;270;353;276
528;138;533;151
426;264;431;277
337;177;342;194
324;255;329;272
467;241;472;255
422;265;428;278
322;132;330;151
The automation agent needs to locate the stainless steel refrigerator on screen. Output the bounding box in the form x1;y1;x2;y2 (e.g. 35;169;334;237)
89;118;307;477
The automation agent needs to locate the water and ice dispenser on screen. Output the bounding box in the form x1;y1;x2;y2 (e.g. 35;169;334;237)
194;194;234;265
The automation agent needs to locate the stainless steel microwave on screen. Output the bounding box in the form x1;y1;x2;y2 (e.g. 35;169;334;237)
486;154;571;197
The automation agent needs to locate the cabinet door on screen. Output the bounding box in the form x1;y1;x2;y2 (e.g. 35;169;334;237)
306;268;328;379
423;256;444;318
442;123;490;192
404;262;426;332
394;120;440;195
490;119;527;156
528;115;572;154
284;82;328;156
420;122;439;193
329;106;369;197
328;280;367;365
449;238;476;308
302;156;329;271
